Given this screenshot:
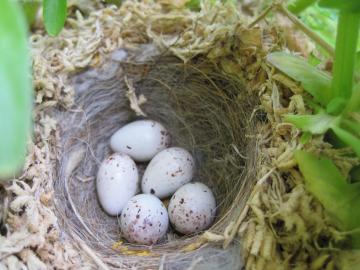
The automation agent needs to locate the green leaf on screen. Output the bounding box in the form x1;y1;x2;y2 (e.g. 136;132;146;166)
324;129;348;148
186;0;201;11
319;0;360;12
267;52;333;106
341;119;360;136
331;126;360;158
326;97;347;115
21;1;40;26
288;0;317;14
43;0;67;36
104;0;122;6
345;83;360;113
285;113;338;134
301;5;338;47
350;165;360;183
300;132;312;144
295;151;360;233
0;0;32;178
355;52;360;83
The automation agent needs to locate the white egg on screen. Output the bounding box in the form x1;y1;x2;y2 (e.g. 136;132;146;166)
110;120;171;162
120;194;169;245
168;182;216;235
96;153;139;216
141;147;195;199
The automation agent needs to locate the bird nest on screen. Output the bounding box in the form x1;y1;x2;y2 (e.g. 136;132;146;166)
54;48;259;269
3;1;360;269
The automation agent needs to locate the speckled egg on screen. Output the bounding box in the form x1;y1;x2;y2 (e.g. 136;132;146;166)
110;120;171;162
141;147;195;199
120;194;169;245
168;182;216;235
96;153;139;216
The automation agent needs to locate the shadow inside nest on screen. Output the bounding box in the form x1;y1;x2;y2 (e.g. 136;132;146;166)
53;45;260;270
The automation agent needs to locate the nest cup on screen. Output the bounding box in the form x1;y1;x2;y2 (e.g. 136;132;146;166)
54;47;259;269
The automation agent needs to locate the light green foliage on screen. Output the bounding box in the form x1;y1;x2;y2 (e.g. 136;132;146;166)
288;0;317;14
318;0;360;12
267;51;360;159
0;0;32;179
295;151;360;247
299;131;312;144
299;4;360;81
326;97;347;115
332;127;360;158
186;0;202;10
300;4;337;47
269;1;360;248
267;52;332;105
284;113;338;134
21;1;40;26
43;0;67;36
345;84;360;113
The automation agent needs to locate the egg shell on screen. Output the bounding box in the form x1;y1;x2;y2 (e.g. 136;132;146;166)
110;120;171;162
141;147;195;199
168;182;216;235
96;153;139;216
120;194;169;245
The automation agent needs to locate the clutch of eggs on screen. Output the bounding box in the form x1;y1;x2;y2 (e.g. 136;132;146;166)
96;119;217;244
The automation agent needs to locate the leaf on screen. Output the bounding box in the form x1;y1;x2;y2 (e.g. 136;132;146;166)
0;0;32;178
43;0;67;36
186;0;201;10
350;165;360;183
295;151;360;233
318;0;360;12
326;97;347;115
21;1;40;26
104;0;122;6
331;126;360;158
288;0;317;14
341;119;360;136
324;129;348;148
267;52;333;106
355;52;360;83
284;113;338;134
300;5;338;47
300;132;312;144
345;83;360;113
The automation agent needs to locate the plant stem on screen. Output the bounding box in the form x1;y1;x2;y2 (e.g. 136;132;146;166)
331;11;360;100
278;5;335;57
288;0;317;14
248;4;274;28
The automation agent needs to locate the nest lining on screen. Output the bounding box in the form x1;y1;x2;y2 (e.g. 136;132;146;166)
54;48;259;269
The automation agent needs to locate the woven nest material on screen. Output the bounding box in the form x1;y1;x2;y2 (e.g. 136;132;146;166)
54;48;258;269
2;1;360;270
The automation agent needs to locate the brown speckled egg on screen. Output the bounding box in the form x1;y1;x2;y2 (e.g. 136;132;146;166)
110;120;171;162
141;147;195;199
96;153;139;216
168;182;216;235
120;194;169;245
